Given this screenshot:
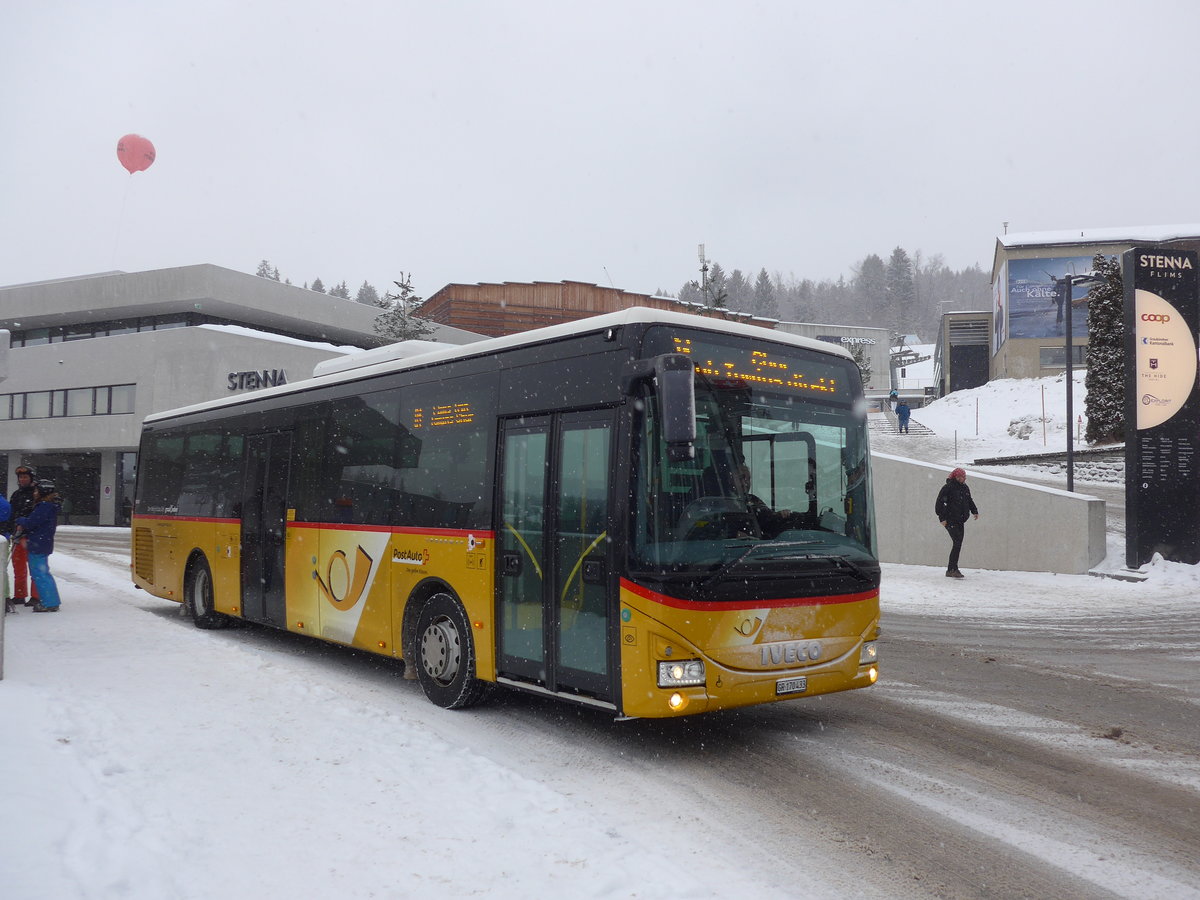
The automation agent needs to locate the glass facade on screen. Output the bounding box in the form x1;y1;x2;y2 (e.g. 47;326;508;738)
0;384;136;420
9;313;322;347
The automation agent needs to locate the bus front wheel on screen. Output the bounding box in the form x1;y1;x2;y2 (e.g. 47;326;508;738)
413;592;489;709
187;557;230;630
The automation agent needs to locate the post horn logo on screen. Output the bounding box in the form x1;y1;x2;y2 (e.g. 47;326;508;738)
315;546;374;610
734;616;763;637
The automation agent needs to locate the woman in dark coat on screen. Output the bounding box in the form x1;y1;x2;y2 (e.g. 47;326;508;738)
935;467;979;578
15;479;62;612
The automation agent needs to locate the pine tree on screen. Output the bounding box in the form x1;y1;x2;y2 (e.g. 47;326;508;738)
374;274;435;341
886;247;915;335
677;280;703;305
704;262;729;309
849;343;872;385
256;260;274;278
855;254;888;327
753;268;779;318
311;277;326;293
726;269;751;310
355;281;382;307
1084;253;1124;444
329;280;351;299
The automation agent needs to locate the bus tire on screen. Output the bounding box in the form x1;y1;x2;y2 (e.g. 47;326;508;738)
187;557;230;630
413;592;489;709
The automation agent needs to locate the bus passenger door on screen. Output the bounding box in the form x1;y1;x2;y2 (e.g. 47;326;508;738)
498;412;614;703
242;431;292;627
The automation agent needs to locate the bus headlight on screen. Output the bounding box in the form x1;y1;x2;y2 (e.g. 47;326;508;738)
859;642;878;665
658;659;705;688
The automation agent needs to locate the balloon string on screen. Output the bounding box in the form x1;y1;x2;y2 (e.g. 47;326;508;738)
112;176;133;268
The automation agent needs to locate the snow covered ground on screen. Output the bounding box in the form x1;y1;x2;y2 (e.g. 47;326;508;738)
3;373;1198;899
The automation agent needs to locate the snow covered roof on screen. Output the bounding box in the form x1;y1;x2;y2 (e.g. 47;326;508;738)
197;323;360;354
998;224;1200;250
992;225;1200;280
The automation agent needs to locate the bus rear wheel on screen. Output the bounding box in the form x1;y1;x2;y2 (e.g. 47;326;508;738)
413;592;489;709
187;557;230;630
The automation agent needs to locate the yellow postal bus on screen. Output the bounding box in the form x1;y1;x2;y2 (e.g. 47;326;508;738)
132;308;879;718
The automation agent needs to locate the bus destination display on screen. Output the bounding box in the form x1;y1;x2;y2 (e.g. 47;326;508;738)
671;336;843;395
412;402;474;429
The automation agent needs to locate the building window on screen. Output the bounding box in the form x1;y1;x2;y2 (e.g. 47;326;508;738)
66;387;94;416
1039;346;1087;368
17;328;51;347
110;384;135;414
25;392;51;418
1;384;135;419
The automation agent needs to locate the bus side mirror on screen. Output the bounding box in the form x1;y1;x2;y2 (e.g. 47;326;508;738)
654;354;696;461
624;353;696;461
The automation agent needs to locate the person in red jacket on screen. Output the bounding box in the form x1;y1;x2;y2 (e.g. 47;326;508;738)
1;493;12;614
15;479;61;612
4;466;40;608
935;467;980;578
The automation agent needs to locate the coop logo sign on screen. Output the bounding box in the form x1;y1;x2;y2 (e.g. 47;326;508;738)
227;369;288;391
1141;313;1171;323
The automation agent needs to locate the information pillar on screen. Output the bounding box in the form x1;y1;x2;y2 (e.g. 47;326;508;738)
1124;247;1200;566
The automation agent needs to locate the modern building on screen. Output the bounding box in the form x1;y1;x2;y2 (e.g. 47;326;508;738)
991;224;1200;379
931;310;993;398
420;280;772;338
0;264;482;525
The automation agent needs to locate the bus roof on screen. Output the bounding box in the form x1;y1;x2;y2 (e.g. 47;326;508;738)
143;306;854;425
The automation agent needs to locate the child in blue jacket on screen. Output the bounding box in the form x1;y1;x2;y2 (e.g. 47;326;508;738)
15;480;61;612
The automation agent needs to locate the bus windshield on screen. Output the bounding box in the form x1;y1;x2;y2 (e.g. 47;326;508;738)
632;328;876;580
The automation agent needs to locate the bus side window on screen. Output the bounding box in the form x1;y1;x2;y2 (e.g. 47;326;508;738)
140;433;186;513
322;392;408;526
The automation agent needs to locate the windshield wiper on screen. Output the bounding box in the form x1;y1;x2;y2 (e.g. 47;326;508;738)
700;540;823;586
805;552;876;583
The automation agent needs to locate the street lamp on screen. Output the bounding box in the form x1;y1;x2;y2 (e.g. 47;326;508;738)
1050;271;1102;492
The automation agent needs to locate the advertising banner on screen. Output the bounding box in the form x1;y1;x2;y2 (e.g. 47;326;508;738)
1123;247;1200;566
1006;256;1094;341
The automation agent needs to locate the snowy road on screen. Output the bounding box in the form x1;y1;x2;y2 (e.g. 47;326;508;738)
3;528;1199;899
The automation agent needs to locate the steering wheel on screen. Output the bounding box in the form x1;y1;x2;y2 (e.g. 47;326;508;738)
676;497;759;540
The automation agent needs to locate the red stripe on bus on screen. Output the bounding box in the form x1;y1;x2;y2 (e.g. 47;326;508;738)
130;515;494;540
620;578;876;611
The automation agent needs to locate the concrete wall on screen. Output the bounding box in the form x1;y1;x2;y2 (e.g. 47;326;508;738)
872;451;1107;574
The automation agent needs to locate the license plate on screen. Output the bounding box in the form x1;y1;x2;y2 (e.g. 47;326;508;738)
776;676;808;696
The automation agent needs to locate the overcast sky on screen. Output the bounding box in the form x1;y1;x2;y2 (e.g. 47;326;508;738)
5;1;1200;301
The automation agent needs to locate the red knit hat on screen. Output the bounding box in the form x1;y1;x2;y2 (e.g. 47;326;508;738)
950;467;966;479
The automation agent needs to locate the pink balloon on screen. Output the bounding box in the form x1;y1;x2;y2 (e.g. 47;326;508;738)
117;134;156;174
